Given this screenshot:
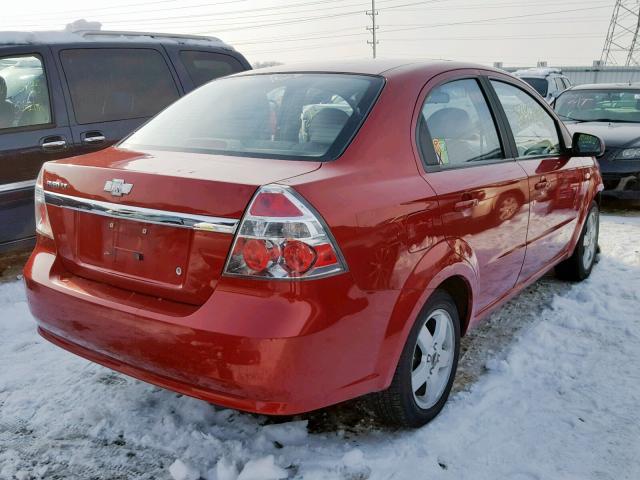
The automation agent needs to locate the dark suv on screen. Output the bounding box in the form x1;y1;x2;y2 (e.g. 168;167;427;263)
0;30;250;253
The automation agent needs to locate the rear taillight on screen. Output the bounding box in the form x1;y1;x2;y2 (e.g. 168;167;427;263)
223;185;346;279
35;168;53;239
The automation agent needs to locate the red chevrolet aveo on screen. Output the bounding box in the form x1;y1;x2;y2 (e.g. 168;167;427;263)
25;60;604;427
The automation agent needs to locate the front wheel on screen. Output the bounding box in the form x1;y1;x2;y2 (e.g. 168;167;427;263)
369;290;460;428
556;201;599;281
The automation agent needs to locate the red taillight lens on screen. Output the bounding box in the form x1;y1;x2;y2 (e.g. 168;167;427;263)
224;185;346;280
283;240;316;274
35;167;53;239
242;239;271;272
249;192;303;217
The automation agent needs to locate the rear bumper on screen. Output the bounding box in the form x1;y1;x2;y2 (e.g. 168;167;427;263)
24;239;392;415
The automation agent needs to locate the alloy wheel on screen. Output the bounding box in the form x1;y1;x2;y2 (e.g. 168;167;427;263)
411;309;455;409
582;209;598;270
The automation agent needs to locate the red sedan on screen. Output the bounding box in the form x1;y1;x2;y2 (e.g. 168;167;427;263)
24;60;604;427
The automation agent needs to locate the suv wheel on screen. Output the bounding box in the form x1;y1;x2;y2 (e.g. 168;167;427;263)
369;290;460;428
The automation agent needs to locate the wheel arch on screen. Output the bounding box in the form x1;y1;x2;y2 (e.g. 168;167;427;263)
373;240;478;391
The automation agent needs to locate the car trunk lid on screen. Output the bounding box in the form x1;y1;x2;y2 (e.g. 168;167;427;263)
43;147;321;305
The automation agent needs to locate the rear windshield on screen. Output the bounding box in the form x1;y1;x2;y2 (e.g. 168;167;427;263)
520;77;548;97
121;73;384;161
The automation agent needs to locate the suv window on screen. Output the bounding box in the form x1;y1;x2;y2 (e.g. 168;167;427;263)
60;48;179;124
491;81;560;157
0;54;51;130
121;73;384;161
179;51;243;88
520;77;549;97
554;77;565;92
418;79;503;167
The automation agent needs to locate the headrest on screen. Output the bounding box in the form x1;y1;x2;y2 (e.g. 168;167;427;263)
427;107;472;139
308;107;350;144
0;77;7;101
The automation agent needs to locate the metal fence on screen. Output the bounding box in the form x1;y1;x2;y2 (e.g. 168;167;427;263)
503;65;640;85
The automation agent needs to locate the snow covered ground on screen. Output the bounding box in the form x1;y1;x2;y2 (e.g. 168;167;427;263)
1;214;639;480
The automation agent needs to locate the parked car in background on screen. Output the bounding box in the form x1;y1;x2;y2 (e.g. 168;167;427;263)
554;83;640;204
513;67;571;103
0;29;250;253
25;60;604;428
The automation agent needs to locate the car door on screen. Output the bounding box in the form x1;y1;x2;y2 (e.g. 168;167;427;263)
488;78;589;283
415;71;530;313
52;45;183;157
0;46;72;251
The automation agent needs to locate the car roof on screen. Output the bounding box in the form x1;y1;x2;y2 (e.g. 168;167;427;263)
236;58;503;78
569;82;640;90
0;29;236;51
513;67;563;78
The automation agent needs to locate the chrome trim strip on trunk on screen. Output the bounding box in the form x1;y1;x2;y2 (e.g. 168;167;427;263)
0;179;36;193
44;191;238;234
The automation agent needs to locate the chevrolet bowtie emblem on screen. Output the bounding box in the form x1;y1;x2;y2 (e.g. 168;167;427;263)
104;179;133;197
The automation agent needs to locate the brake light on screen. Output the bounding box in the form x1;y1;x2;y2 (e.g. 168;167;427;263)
35;167;53;239
223;185;346;279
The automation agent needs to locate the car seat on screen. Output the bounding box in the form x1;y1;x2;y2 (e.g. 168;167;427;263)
0;76;17;128
426;107;478;164
306;107;349;147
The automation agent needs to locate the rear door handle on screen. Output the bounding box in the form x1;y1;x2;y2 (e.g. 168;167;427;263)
454;199;479;211
82;132;106;145
534;178;550;190
41;136;67;152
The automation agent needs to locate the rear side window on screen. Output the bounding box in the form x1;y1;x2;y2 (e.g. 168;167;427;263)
0;54;51;130
521;77;549;97
60;48;179;124
491;81;560;157
418;79;503;167
179;51;244;88
121;73;384;161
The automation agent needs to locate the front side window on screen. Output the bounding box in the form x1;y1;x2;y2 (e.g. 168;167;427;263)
0;55;51;130
418;79;503;167
121;73;384;161
60;48;179;124
520;77;549;97
179;51;244;88
555;89;640;123
491;81;561;157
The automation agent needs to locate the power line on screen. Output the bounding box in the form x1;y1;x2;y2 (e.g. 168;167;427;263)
378;4;612;35
0;0;249;21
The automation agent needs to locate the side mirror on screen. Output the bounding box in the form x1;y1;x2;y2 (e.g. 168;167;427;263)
572;132;605;158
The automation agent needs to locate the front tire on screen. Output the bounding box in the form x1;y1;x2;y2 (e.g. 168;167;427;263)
369;290;461;428
556;201;599;281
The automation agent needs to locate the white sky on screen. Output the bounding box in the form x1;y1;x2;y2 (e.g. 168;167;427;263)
0;0;616;67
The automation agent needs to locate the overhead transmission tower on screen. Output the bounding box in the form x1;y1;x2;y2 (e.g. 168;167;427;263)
601;0;640;66
367;0;379;58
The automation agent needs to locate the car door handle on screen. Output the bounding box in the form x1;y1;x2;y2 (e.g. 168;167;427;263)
534;179;550;190
454;199;479;211
41;137;67;152
83;134;106;144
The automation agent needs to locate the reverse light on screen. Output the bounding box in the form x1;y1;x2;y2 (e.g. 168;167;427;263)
35;168;53;239
223;185;346;279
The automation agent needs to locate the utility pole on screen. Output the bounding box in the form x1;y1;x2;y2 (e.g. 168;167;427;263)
601;0;640;66
366;0;379;59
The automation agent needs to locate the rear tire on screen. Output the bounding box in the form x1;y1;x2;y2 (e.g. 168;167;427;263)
369;290;460;428
556;202;599;281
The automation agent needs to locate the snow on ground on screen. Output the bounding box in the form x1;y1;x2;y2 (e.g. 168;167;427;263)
1;214;639;480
